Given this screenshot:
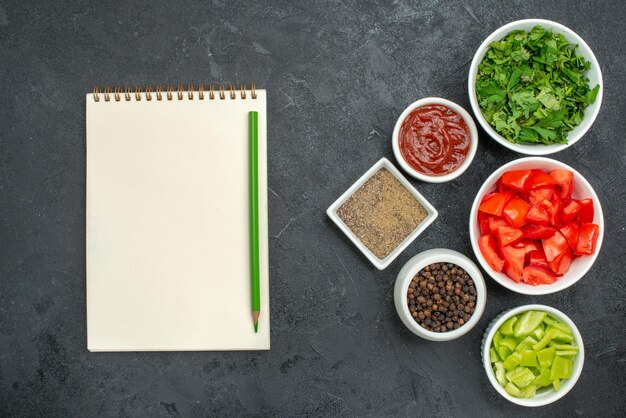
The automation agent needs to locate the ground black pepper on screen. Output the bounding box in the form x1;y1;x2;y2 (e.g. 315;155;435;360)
407;262;476;332
337;168;427;259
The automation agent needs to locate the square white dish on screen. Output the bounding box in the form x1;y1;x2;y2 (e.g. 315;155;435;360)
326;158;438;270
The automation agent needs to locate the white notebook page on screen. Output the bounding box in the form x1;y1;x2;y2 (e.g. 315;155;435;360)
86;90;269;351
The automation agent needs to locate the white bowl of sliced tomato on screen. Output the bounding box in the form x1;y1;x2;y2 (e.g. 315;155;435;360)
469;157;603;295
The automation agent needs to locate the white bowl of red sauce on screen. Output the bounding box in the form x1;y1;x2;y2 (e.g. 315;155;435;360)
392;97;478;183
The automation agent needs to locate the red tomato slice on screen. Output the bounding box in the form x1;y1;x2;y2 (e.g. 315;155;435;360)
478;235;504;272
575;223;600;256
561;199;581;224
481;192;496;202
548;247;573;276
542;231;569;262
497;178;508;193
501;170;532;192
525;205;549;225
528;250;550;269
478;212;490;236
501;243;526;283
488;216;509;235
496;226;523;247
503;197;531;228
527;169;558;190
547;197;563;227
520;239;541;253
549;169;574;199
479;192;513;217
528;187;556;207
559;223;579;250
522;266;557;285
519;240;541;267
521;224;557;240
578;199;595;223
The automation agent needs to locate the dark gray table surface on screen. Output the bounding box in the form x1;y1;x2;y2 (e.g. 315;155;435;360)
1;0;625;416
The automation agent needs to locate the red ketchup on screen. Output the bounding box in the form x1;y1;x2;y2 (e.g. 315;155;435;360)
399;104;471;176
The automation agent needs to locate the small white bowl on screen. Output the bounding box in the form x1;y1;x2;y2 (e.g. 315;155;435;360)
327;158;438;270
468;19;603;155
469;157;604;295
482;304;585;407
392;97;478;183
394;249;486;341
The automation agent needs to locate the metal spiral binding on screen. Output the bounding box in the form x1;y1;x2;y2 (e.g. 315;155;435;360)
92;83;257;102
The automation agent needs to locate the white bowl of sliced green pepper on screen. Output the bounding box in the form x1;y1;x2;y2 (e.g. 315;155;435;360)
481;304;584;407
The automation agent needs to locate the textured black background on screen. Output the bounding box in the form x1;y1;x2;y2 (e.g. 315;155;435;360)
1;0;625;416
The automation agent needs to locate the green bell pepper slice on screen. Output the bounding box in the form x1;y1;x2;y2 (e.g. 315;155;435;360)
536;346;556;368
549;343;578;351
494;361;507;386
503;381;537;398
515;336;538;351
532;368;552;387
499;337;518;352
503;351;523;371
519;349;538;368
500;315;518;336
493;331;502;350
556;350;579;357
533;329;556;351
513;311;547;337
498;346;512;361
506;366;536;388
520;385;537;398
490;347;500;363
550;356;573;380
504;382;522;397
543;316;572;334
547;326;574;343
531;324;545;340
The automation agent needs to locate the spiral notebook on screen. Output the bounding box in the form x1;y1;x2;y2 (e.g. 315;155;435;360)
86;84;270;351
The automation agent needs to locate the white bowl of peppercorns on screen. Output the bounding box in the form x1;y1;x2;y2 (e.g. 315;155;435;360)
394;248;487;341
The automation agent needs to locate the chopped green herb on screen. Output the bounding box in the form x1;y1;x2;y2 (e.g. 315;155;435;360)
476;25;599;145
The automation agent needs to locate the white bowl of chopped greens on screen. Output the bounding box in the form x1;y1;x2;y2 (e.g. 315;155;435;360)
482;305;584;407
468;19;603;155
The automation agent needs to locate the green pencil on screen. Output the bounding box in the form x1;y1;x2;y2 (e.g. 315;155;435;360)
249;111;261;332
